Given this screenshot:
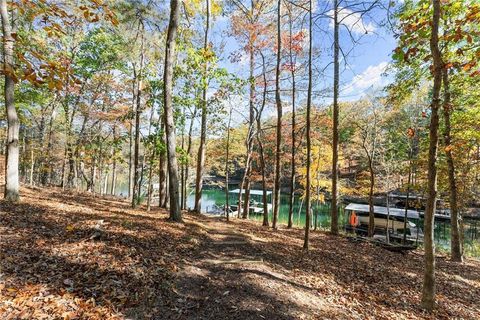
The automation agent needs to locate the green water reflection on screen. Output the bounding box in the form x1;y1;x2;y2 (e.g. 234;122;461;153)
187;187;480;257
187;187;344;230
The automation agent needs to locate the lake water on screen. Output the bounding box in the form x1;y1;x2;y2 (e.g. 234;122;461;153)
186;187;345;229
115;183;478;257
186;187;480;257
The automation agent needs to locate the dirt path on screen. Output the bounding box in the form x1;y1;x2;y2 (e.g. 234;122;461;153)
174;219;330;319
0;187;479;319
172;216;480;320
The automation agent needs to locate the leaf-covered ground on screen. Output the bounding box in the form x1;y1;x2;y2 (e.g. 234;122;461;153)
0;186;479;319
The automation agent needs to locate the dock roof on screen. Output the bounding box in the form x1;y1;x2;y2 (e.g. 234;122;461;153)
345;203;420;219
345;203;452;221
229;189;272;196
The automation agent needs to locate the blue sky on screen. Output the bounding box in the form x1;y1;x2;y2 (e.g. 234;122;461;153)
207;0;397;113
218;0;396;100
336;27;396;101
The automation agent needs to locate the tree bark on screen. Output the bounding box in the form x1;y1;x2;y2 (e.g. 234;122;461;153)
330;0;340;235
42;105;55;185
132;22;145;208
287;9;296;229
258;53;269;227
128;73;136;200
367;154;375;237
194;0;210;213
421;0;442;311
103;166;108;195
180;129;185;209
99;143;104;196
238;146;253;218
361;123;377;238
239;39;256;220
29;148;35;186
163;0;182;221
110;126;117;196
442;70;462;262
159;127;167;208
1;0;19;201
303;0;313;250
243;42;257;220
111;158;116;195
224;108;232;221
242;174;252;219
403;146;413;244
184;106;197;209
272;0;282;230
66;145;75;188
147;156;154;212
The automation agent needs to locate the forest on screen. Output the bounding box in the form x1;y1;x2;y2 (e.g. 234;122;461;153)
0;0;479;319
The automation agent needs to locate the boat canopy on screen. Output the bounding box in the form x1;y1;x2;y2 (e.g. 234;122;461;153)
229;189;272;196
345;203;420;219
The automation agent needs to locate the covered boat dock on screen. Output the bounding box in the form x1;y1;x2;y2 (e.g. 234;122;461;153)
228;189;273;215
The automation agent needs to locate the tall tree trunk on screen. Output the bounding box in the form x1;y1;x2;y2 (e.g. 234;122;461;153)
242;174;252;219
361;127;377;238
180;130;185;209
103;167;108;195
132;74;140;205
314;148;322;231
42;106;55;185
194;0;210;213
403;146;413;244
46;110;56;184
99;156;104;196
138;153;146;203
61;145;68;189
63;97;78;189
97;138;104;195
242;44;256;220
87;157;96;193
111;158;116;195
66;146;75;188
367;155;375;237
330;0;340;235
163;0;182;221
194;105;207;212
238;38;256;220
62;86;80;190
132;23;145;208
128;75;135;200
159;127;167;208
147;156;154;212
184;107;197;210
110;125;117;196
137;92;156;206
238;147;253;218
29;148;35;186
421;0;442;311
1;0;19;201
442;70;462;262
287;11;296;229
224;108;232;221
272;0;283;230
303;0;313;250
258;137;269;226
165;169;170;208
258;53;269;227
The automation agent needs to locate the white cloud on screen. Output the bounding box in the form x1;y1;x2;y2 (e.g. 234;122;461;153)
343;61;389;95
327;7;376;35
214;14;228;23
238;53;249;66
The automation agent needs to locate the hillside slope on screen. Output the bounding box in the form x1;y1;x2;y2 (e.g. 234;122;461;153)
0;186;479;319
